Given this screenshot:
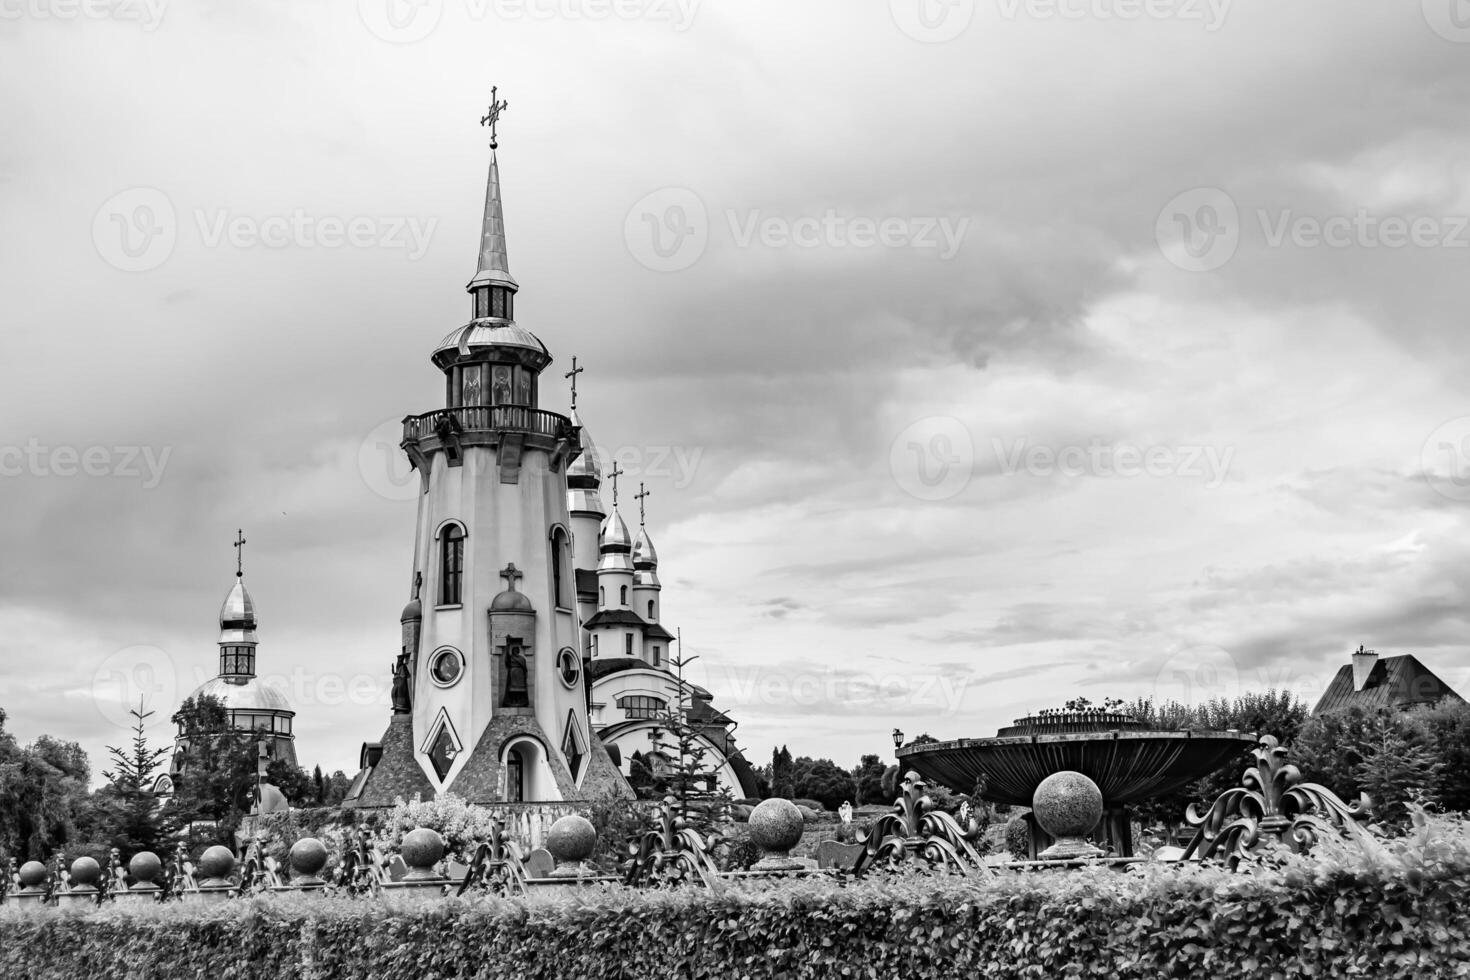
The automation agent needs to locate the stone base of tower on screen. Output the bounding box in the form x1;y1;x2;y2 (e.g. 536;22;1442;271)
348;714;437;807
451;714;577;801
582;733;636;800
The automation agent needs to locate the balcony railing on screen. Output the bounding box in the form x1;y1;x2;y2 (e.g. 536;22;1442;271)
402;406;573;444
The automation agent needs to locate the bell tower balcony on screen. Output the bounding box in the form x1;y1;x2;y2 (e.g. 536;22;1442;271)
401;405;581;484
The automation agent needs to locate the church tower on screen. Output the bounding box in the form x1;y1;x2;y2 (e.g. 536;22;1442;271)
390;97;598;802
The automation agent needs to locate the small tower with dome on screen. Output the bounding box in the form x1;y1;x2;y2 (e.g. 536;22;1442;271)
163;531;297;792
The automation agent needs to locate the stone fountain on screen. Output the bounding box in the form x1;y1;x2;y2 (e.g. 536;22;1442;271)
898;709;1256;857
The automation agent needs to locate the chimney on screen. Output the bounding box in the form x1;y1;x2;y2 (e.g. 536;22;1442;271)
1352;645;1378;692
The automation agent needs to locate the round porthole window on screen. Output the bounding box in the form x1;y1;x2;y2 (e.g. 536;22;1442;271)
430;648;464;687
558;648;581;687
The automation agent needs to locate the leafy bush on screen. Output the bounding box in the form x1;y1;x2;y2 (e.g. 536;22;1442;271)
4;811;1469;979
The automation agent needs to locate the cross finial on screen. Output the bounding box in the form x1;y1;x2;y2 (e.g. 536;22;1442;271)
607;462;626;507
233;529;247;578
480;86;509;149
634;482;650;526
564;355;584;411
499;563;524;591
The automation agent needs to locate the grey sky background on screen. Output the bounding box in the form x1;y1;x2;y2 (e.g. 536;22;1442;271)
3;0;1470;783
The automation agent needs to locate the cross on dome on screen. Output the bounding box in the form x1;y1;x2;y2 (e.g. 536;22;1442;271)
634;482;650;526
233;529;247;578
565;355;584;411
608;462;626;508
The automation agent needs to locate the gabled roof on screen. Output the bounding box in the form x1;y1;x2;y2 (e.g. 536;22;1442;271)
1313;654;1465;714
587;656;669;682
645;623;676;642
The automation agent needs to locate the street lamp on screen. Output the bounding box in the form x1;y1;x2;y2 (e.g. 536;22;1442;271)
891;728;904;755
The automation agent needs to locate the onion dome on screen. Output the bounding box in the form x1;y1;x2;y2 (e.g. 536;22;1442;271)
566;409;605;517
219;579;257;645
632;527;658;569
600;510;632;553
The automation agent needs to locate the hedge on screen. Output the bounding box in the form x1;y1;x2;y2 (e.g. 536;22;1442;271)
4;814;1469;980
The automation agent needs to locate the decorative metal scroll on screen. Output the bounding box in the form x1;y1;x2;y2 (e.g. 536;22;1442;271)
334;828;391;896
623;797;723;888
1181;735;1379;870
457;820;528;898
163;842;195;900
240;837;283;894
100;848;124;903
854;772;990;877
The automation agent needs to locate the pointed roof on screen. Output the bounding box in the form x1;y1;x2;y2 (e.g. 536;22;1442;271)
600;510;632;553
632;526;658;569
219;578;256;630
1312;654;1465;714
467;149;519;293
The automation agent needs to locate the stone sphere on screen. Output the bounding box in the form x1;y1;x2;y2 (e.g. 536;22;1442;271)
289;838;329;878
197;845;237;881
18;861;47;889
400;827;446;870
1032;771;1104;840
747;799;805;854
128;851;163;884
545;815;597;864
68;856;101;887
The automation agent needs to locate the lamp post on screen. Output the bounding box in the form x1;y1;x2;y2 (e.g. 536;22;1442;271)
891;728;904;764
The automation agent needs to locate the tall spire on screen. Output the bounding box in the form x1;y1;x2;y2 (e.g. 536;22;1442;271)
468;89;519;295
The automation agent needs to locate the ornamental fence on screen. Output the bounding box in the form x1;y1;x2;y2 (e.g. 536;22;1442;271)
0;738;1380;910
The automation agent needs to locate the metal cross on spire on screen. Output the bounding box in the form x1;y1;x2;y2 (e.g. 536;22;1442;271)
634;482;650;527
608;462;626;508
480;86;509;149
565;355;584;411
233;529;246;578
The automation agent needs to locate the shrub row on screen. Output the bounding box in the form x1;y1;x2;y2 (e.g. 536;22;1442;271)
4;815;1469;980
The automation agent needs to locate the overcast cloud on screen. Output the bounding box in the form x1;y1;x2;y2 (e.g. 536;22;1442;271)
2;0;1470;781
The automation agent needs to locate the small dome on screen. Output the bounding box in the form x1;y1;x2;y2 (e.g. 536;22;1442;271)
491;589;535;612
219;579;256;628
189;676;293;713
600;510;632;552
400;597;422;622
434;320;549;360
632;527;658;568
566;409;603;486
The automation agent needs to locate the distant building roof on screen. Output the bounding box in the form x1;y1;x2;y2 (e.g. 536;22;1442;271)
583;609;650;630
1313;653;1465;714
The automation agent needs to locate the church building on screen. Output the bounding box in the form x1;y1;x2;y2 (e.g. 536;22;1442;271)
347;101;754;807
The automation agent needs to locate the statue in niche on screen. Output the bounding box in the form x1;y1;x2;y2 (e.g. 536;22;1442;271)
514;368;531;406
391;652;412;714
503;644;530;707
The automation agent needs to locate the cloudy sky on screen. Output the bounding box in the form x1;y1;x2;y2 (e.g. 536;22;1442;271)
3;0;1470;784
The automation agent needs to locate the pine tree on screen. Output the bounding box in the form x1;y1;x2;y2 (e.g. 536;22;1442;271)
648;649;729;835
98;701;172;856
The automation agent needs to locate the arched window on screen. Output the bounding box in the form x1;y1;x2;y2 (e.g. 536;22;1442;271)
625;633;633;657
647;600;655;620
440;524;465;605
599;586;605;606
619;585;628;605
550;528;569;608
617;695;668;719
652;645;662;668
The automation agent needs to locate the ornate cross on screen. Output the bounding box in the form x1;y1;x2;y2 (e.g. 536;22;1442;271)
608;462;626;508
564;355;584;411
480;86;509;148
499;563;523;591
634;482;650;526
233;529;246;578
